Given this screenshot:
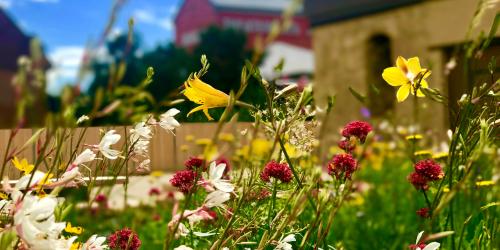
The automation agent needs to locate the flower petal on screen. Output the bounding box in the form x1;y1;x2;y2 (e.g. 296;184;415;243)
407;57;422;76
397;84;411;102
382;67;407;86
396;56;408;73
423;242;440;250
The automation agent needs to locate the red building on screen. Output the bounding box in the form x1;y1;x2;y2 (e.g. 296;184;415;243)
175;0;311;49
174;0;314;80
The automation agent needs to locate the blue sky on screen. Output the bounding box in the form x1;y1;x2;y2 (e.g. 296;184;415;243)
0;0;181;95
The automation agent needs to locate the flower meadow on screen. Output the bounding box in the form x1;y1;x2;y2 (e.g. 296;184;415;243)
0;8;499;250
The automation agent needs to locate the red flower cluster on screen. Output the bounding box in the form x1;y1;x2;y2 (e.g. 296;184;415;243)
108;228;141;250
148;187;161;196
328;153;358;180
408;159;444;190
341;121;372;143
409;243;427;249
170;170;197;193
416;207;430;218
414;159;444;180
338;139;356;152
185;156;204;170
260;161;293;183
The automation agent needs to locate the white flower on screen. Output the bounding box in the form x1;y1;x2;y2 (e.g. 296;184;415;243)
275;234;296;250
159;108;180;133
98;130;121;160
15;171;47;190
130;121;152;142
82;234;108;250
414;231;440;250
204;161;234;193
136;159;151;173
174;245;194;250
13;192;75;250
204;190;230;208
73;149;96;166
76;115;90;124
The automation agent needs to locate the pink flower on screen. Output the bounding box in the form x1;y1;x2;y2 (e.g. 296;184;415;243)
342;121;372;143
414;159;444;181
416;207;430;218
260;161;293;183
407;172;429;190
185;157;204;171
328;154;358;180
170;170;197;193
149;187;161;196
108;228;141;250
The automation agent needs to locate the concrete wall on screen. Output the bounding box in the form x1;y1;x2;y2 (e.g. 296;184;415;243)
311;0;499;142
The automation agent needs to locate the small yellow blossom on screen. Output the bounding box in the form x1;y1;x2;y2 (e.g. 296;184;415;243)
219;133;235;142
251;139;272;157
0;192;8;200
150;171;164;177
405;134;423;141
195;138;212;145
183;75;229;120
432;152;449;160
180;145;189;152
414;150;433;156
476;180;495;187
382;56;431;102
12;157;34;175
65;222;84;235
443;187;450;193
185;135;195;142
70;243;81;250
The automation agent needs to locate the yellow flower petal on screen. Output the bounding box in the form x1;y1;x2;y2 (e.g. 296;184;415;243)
396;56;408;73
407;57;422;76
416;79;428;97
396;84;411;102
382;67;407;86
189;76;228;100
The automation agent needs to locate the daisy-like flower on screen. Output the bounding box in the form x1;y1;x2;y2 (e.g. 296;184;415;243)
275;234;296;250
159;108;181;132
129;121;152;142
409;231;440;250
382;56;431;102
183;75;229;120
201;161;234;193
12;157;34;175
82;234;108;250
98;130;121;160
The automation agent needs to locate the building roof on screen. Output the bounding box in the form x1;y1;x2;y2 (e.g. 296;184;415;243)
0;9;32;70
259;41;314;79
209;0;301;13
304;0;421;27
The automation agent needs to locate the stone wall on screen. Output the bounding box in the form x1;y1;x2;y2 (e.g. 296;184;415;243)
311;0;499;143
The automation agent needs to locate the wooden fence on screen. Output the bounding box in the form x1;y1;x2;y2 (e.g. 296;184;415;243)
0;123;252;177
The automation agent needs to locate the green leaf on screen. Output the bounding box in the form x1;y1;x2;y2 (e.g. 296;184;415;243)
348;87;366;104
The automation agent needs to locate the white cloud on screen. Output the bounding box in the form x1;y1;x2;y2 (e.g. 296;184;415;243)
133;8;173;31
46;46;96;96
0;0;12;9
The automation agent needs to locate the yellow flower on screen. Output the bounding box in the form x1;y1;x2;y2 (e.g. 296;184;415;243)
183;75;229;120
414;150;433;156
0;192;8;200
180;144;189;152
476;180;495;187
185;135;195;142
12;157;34;175
382;56;431;102
432;152;449;160
219;133;235;142
443;187;450;193
405;134;423;141
150;171;164;177
195;138;212;145
251;138;272;157
70;243;81;250
65;222;84;235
